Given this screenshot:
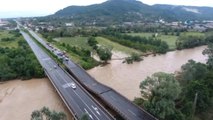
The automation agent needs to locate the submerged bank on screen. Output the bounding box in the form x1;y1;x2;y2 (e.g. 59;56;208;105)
0;78;72;120
88;46;207;100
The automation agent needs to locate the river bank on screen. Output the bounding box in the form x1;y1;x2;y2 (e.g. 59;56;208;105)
87;46;208;100
0;78;72;120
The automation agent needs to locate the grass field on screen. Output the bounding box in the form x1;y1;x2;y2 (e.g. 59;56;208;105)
56;37;92;50
37;34;90;64
55;36;141;55
159;35;178;50
0;30;20;48
54;42;83;63
182;31;205;37
127;32;178;50
96;37;141;54
0;30;13;38
127;33;154;38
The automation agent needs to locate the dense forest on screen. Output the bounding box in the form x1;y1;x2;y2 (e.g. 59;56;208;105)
0;31;44;81
134;44;213;120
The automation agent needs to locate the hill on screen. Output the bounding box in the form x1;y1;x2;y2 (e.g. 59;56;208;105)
54;0;157;24
52;0;213;25
153;4;213;20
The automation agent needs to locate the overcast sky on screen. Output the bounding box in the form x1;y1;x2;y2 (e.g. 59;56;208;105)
0;0;213;18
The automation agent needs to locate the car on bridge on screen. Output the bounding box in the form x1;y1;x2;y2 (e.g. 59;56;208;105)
71;82;76;89
54;65;57;69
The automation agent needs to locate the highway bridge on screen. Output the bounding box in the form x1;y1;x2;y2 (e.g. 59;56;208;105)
21;31;114;120
28;30;157;120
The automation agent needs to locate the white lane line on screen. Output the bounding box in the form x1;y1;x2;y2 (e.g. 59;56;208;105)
92;105;101;116
110;95;117;101
128;109;137;116
73;90;100;120
84;108;94;120
42;58;51;61
49;64;83;113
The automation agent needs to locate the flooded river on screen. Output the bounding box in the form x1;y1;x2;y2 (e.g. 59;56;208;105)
88;46;208;100
0;79;72;120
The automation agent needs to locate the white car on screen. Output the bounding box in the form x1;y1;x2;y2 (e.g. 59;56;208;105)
65;57;69;61
71;82;76;89
54;65;57;69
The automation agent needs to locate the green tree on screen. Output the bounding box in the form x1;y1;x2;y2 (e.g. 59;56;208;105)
177;60;213;118
140;72;183;120
203;44;213;69
124;53;142;64
178;60;208;85
88;37;98;49
176;31;180;36
31;106;66;120
176;35;205;50
80;113;89;120
185;80;211;113
31;110;43;120
97;46;112;62
41;107;51;119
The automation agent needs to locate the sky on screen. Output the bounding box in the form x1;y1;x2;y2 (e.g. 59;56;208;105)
0;0;213;18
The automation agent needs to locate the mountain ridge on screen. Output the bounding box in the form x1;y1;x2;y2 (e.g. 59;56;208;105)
52;0;213;24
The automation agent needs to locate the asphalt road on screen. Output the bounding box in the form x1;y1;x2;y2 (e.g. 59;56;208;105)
21;31;114;120
28;30;157;120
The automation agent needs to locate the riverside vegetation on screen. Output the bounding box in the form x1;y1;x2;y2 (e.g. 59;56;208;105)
0;30;44;81
134;44;213;120
37;26;213;68
31;107;67;120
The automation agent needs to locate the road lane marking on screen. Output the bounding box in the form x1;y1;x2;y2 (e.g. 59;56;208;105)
110;95;117;101
74;91;100;120
128;109;137;116
92;105;101;116
42;58;51;61
51;71;84;113
84;108;94;120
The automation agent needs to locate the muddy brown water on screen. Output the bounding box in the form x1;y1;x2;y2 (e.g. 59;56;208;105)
88;46;208;100
0;46;207;119
0;78;72;120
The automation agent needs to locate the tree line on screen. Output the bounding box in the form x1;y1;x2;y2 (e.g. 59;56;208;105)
101;31;169;54
176;34;213;50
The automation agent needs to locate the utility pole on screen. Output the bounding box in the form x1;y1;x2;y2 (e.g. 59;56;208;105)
191;92;198;120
